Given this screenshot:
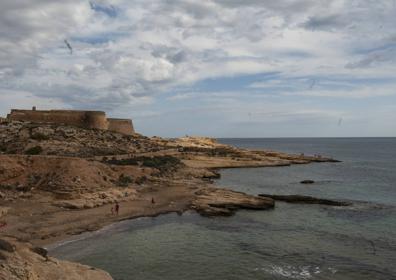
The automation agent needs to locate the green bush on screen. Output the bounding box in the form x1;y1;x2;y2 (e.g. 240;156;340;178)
31;133;49;141
118;174;134;187
105;155;182;172
25;146;43;155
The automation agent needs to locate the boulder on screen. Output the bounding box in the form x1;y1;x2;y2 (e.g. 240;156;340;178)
0;239;16;252
31;247;48;258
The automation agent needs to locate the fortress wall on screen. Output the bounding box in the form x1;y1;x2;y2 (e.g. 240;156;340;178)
107;118;135;135
7;110;108;130
6;109;135;135
84;111;108;130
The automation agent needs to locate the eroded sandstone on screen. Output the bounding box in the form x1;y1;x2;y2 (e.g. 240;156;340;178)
192;188;275;216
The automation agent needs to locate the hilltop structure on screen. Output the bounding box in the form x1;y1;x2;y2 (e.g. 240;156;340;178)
5;107;134;135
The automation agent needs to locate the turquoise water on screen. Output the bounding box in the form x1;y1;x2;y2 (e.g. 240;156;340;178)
49;138;396;280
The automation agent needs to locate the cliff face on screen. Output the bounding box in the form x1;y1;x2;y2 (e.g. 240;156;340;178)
0;237;113;280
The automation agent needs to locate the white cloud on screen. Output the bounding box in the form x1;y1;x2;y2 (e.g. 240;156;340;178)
0;0;395;136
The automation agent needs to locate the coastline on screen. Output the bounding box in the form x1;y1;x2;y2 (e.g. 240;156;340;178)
0;122;339;279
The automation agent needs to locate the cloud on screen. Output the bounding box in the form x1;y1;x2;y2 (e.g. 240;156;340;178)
345;46;396;69
302;14;350;31
89;1;118;18
0;0;395;137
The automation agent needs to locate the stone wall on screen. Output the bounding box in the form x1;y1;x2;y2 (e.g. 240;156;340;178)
6;109;135;135
7;110;108;130
107;118;135;135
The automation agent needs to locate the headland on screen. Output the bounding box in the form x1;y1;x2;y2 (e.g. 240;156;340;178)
0;109;339;280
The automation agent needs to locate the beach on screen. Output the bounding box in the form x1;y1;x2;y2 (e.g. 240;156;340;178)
0;121;338;279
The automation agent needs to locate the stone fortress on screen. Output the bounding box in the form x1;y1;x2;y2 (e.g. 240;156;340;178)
4;107;135;135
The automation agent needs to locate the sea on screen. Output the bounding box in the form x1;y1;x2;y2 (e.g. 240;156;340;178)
49;138;396;280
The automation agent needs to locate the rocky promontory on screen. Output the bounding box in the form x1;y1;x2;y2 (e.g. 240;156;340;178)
0;237;112;280
0;120;339;279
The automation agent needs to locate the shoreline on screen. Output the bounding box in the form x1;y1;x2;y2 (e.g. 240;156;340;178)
0;124;339;279
39;160;339;249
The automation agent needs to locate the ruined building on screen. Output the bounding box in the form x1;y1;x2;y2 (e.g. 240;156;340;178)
6;107;135;135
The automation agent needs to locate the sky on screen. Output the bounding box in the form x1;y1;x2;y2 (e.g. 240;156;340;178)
0;0;395;137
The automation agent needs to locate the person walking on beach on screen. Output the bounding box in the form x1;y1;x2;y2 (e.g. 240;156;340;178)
111;206;114;215
0;221;6;229
115;201;120;215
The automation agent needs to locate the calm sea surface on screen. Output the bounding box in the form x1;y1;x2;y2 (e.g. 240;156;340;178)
50;138;396;280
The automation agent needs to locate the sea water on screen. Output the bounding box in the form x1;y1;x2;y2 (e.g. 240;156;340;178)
49;138;396;280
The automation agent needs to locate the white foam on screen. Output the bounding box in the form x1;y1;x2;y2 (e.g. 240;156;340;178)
254;264;338;279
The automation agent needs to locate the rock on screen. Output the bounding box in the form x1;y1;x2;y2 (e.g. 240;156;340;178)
31;247;48;258
0;239;16;252
53;199;86;209
0;206;9;218
300;180;315;184
193;188;274;217
202;170;221;179
0;238;113;280
258;194;351;206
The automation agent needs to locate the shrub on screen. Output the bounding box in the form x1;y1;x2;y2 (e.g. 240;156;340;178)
25;146;43;155
31;133;49;141
105;155;182;173
118;174;133;187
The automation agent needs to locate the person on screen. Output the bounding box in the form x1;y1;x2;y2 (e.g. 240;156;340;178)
111;206;114;215
151;197;155;204
115;201;120;215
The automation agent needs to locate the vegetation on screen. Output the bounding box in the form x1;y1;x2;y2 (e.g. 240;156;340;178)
31;133;49;141
118;174;134;187
25;146;43;155
105;155;182;172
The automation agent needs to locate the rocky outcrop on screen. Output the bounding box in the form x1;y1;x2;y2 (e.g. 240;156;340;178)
300;180;315;184
0;237;113;280
258;194;351;206
192;188;274;216
53;188;137;209
0;121;161;157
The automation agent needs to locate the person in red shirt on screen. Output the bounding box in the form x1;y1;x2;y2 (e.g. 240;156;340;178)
115;202;120;215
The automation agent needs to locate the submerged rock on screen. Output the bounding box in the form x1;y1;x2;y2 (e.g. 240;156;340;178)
300;180;315;184
258;194;351;206
192;188;274;216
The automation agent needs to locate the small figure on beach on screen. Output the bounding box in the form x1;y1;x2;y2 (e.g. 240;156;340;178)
111;206;114;215
151;197;155;204
115;201;120;215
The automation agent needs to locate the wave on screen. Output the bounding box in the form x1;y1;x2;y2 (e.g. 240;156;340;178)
254;264;337;279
